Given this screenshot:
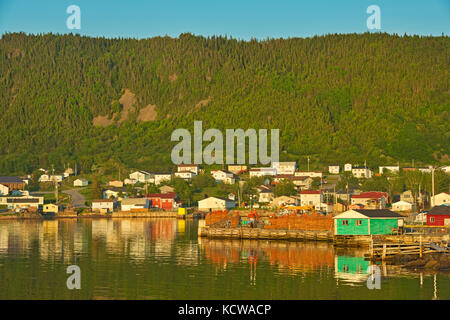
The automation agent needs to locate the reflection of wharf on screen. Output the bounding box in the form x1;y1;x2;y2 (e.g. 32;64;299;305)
366;240;450;261
199;238;334;271
199;226;333;242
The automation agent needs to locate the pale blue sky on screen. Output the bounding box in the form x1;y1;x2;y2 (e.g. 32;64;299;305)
0;0;449;39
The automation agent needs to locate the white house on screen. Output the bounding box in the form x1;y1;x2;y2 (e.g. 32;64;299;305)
352;167;373;179
154;173;172;185
124;178;138;185
73;178;88;187
103;188;127;200
299;190;323;207
272;162;297;175
177;164;199;175
0;184;8;196
63;168;74;178
120;198;150;211
174;171;195;180
249;167;277;178
129;171;153;183
431;192;450;207
344;163;353;172
292;176;313;190
227;165;248;174
379;166;400;175
418;167;432;174
198;197;236;211
295;171;323;178
211;170;234;183
109;180;124;188
271;196;299;207
0;196;44;209
351;192;388;209
258;189;274;203
415;212;427;223
439;166;450;174
328;165;340;174
92;199;115;213
392;200;415;212
39;174;64;182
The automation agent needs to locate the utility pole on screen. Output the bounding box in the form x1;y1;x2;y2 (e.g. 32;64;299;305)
431;167;435;207
307;156;310;172
52;165;58;204
333;184;337;214
346;183;350;211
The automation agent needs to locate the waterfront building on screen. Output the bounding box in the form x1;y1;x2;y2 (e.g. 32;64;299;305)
426;206;450;226
333;209;404;235
198;197;235;211
92;199;115;213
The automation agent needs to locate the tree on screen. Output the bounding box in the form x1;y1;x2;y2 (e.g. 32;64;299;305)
337;172;359;191
173;178;193;206
274;180;296;197
91;176;103;200
192;174;216;189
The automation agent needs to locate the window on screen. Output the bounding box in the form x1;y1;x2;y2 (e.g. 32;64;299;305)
430;217;435;223
342;264;349;272
342;220;348;226
356;220;362;226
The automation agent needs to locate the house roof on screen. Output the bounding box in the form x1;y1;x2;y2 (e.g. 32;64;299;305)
177;164;199;167
199;196;234;202
274;174;294;179
292;176;310;181
352;192;387;199
428;206;450;215
354;209;404;218
392;201;413;206
7;198;39;203
121;198;149;205
0;177;24;183
334;209;404;219
92;199;115;203
300;190;322;195
146;192;177;199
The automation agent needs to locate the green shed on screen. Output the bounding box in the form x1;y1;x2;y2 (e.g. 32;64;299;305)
333;209;404;235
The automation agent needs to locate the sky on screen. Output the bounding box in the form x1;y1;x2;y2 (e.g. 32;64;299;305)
0;0;449;40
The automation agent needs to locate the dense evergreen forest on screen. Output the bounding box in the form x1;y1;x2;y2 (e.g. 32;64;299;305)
0;32;448;174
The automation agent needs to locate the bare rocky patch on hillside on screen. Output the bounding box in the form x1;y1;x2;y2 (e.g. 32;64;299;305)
137;104;158;122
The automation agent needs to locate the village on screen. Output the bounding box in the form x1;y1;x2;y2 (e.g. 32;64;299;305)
0;161;449;260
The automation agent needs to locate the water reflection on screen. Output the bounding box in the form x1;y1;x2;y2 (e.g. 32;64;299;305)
199;238;335;274
0;219;448;299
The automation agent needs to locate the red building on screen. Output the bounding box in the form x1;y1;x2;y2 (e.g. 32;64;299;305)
426;206;450;226
146;192;178;210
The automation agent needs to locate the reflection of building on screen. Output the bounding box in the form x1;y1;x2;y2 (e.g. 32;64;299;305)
334;256;371;284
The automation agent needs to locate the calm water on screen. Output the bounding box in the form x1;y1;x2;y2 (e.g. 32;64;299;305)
0;218;448;300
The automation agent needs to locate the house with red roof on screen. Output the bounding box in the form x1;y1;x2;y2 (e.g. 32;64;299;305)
351;191;388;209
299;190;323;207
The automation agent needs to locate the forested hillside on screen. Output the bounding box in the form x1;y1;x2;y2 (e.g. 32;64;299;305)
0;32;449;174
